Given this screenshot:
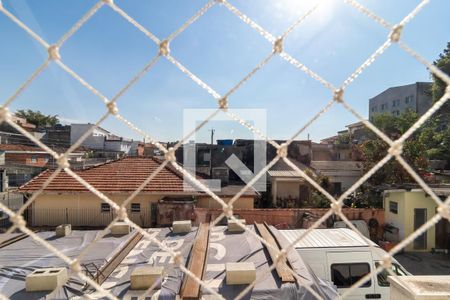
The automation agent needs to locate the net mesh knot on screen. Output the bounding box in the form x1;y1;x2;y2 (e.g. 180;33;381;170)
330;202;342;214
0;106;11;123
277;143;288;158
173;252;184;266
389;24;403;43
11;214;26;228
57;155;70;169
223;205;233;218
380;255;392;269
70;260;82;273
106;101;119;115
445;85;450;95
273;38;284;54
333;88;344;103
159;40;170;56
218;97;228;109
438;204;450;221
48;45;61;60
388;141;403;156
116;207;128;221
165;147;176;163
275;248;288;264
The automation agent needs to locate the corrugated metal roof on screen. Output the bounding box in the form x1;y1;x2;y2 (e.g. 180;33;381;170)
280;228;375;248
267;170;303;178
311;161;363;171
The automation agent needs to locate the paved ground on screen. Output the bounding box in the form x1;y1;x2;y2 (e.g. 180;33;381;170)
395;252;450;275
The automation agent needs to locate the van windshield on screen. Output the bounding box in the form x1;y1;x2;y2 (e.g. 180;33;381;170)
375;262;408;287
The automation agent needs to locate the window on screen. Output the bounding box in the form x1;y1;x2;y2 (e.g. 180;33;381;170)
331;263;371;288
381;103;387;110
389;201;398;214
131;203;140;213
392;110;400;116
101;203;110;213
405;95;414;104
371;106;377;112
392;99;400;107
31;156;38;163
375;262;408;286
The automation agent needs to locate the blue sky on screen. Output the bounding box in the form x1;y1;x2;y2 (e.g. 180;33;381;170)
0;0;449;144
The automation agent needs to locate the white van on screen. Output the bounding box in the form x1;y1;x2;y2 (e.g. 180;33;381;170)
280;228;409;300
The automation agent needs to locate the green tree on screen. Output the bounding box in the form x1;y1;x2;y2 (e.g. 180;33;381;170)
431;42;450;103
335;132;350;145
418;42;450;166
360;111;428;185
16;109;59;128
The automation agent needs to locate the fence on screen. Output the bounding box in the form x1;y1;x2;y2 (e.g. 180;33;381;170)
24;208;152;228
194;207;384;230
0;0;449;299
0;191;23;211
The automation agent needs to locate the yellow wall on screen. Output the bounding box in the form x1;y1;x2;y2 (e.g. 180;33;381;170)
384;191;406;241
404;191;437;252
385;190;437;252
31;193;162;227
276;181;300;199
196;196;254;209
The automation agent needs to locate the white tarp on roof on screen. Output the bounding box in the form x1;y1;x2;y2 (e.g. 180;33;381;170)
0;230;134;299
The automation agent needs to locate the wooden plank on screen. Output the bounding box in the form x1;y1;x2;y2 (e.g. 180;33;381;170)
254;223;295;283
96;230;143;284
0;233;29;249
264;222;308;281
180;223;210;300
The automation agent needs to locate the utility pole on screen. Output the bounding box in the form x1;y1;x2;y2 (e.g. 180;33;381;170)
209;128;215;177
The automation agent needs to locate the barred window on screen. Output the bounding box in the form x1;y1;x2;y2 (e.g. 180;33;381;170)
389;201;398;214
101;203;110;213
131;203;141;213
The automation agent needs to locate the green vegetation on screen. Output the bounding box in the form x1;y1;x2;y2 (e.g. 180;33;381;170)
420;42;450;164
16;109;59;128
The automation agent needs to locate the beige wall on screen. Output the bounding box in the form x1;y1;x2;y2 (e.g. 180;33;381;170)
404;191;437;252
271;178;302;201
385;190;437;252
196;196;254;209
30;193;162;227
384;191;406;241
276;181;300;199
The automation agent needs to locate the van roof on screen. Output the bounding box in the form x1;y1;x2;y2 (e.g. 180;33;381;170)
280;228;378;248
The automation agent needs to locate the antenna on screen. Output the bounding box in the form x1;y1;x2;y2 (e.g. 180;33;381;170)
209;128;215;177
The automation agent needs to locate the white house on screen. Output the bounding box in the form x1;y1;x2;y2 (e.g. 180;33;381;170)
70;124;133;154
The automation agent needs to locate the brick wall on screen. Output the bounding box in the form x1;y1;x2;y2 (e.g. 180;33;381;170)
6;153;51;167
194;207;384;236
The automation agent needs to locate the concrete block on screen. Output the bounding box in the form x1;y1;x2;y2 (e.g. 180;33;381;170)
111;222;130;235
130;266;165;290
26;268;68;292
55;224;71;237
172;220;191;233
226;262;256;285
227;219;246;232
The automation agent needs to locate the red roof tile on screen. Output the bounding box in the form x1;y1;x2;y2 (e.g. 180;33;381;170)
0;144;47;152
19;157;200;194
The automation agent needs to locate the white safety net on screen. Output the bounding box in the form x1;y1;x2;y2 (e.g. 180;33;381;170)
0;0;449;299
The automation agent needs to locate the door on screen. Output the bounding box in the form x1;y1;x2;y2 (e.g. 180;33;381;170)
150;203;157;227
414;208;427;250
435;218;449;251
326;252;377;300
